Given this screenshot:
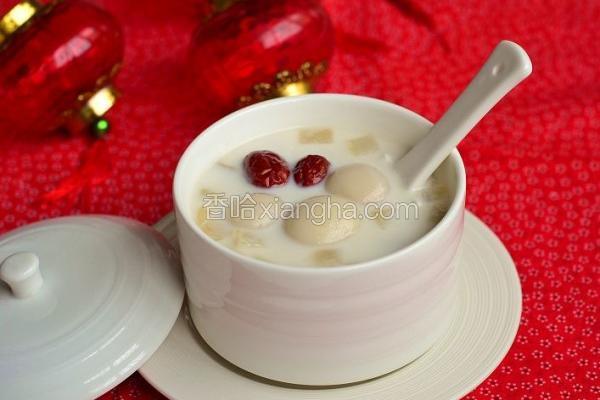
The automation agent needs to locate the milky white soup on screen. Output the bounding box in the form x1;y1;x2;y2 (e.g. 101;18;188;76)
193;128;452;267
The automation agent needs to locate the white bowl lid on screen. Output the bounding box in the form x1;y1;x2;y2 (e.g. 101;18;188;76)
0;216;184;400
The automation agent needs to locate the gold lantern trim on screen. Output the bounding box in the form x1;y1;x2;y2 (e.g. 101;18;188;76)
0;0;51;47
239;61;328;107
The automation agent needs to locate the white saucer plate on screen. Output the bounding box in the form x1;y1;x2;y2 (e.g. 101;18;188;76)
141;211;521;400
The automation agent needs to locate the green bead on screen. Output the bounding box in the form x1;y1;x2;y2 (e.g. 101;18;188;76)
93;118;110;137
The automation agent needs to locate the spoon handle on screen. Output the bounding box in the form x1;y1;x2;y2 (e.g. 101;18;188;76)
397;40;532;190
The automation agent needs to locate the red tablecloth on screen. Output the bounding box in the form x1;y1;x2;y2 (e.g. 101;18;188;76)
0;0;598;399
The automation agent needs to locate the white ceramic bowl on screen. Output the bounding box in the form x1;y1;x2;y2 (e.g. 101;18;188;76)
173;94;466;386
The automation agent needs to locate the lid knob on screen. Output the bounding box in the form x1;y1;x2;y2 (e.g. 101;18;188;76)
0;252;43;298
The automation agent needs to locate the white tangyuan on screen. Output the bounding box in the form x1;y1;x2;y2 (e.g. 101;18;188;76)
325;163;390;202
284;195;360;245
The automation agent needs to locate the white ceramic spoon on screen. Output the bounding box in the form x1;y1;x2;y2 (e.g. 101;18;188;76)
396;40;532;190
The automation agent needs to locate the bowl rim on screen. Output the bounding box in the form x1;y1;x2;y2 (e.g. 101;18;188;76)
173;93;466;275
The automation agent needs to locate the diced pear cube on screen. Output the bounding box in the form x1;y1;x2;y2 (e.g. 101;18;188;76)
254;255;275;263
196;207;229;240
299;128;334;144
312;249;342;267
201;222;229;241
233;229;264;249
196;207;208;225
228;193;277;229
347;135;379;155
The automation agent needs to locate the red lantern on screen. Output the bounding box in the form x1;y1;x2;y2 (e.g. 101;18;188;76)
189;0;334;108
0;0;124;141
